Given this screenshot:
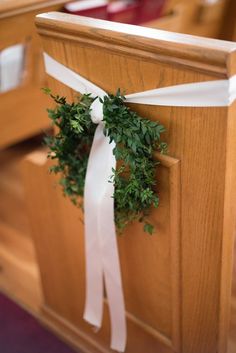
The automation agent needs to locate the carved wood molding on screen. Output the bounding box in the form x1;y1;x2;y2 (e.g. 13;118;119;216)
35;12;236;77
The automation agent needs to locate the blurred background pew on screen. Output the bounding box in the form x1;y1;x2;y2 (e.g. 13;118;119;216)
0;0;71;313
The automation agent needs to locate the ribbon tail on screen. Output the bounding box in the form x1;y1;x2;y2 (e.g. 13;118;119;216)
85;124;127;351
83;202;103;328
98;143;127;352
99;189;127;351
83;126;105;328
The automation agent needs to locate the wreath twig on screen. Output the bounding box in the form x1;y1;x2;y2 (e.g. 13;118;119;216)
43;88;167;235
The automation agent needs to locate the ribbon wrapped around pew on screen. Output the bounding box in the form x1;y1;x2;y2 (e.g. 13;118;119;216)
43;52;236;352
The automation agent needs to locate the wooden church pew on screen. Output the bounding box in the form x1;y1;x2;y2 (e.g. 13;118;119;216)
0;0;70;149
22;11;236;353
143;0;197;33
0;0;71;314
144;0;229;39
190;0;229;38
219;0;236;41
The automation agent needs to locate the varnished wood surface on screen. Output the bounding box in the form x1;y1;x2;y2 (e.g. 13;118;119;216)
24;12;236;353
0;140;43;312
0;0;70;18
23;149;180;353
228;237;236;353
35;12;236;77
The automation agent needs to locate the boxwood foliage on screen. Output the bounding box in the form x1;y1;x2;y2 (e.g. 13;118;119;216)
44;89;167;235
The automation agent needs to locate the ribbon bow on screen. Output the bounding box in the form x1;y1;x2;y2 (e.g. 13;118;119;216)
43;53;236;352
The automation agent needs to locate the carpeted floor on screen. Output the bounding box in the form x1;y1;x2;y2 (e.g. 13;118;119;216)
0;293;78;353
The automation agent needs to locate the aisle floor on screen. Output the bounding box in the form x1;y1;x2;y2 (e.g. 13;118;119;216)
0;293;78;353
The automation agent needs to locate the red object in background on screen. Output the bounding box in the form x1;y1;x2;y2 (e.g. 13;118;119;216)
64;0;108;20
64;0;165;25
107;1;140;25
138;0;165;23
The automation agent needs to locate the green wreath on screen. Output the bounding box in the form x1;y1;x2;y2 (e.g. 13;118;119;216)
43;89;167;235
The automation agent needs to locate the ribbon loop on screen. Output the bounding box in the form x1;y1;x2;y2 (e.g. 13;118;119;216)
90;97;104;124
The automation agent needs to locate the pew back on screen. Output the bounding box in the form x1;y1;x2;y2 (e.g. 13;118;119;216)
24;12;236;353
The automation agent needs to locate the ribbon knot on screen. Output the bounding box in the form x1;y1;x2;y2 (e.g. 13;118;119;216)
90;97;104;124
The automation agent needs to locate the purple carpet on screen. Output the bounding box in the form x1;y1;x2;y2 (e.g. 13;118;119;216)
0;293;78;353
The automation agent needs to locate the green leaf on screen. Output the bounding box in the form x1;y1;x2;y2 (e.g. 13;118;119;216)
44;88;167;235
41;87;51;95
144;223;154;235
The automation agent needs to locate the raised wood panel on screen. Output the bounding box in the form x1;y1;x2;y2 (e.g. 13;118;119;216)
31;13;236;353
23;149;180;353
118;153;181;351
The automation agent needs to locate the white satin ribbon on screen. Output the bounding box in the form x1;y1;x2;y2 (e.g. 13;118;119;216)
0;44;25;93
43;52;236;352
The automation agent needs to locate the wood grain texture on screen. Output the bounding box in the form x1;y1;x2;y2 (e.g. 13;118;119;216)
23;149;180;353
228;238;236;353
219;105;236;352
35;12;236;76
24;12;236;353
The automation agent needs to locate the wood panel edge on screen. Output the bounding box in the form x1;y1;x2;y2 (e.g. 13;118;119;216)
41;305;112;353
218;49;236;353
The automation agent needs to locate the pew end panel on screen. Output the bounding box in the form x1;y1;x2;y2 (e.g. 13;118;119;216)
22;11;236;353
